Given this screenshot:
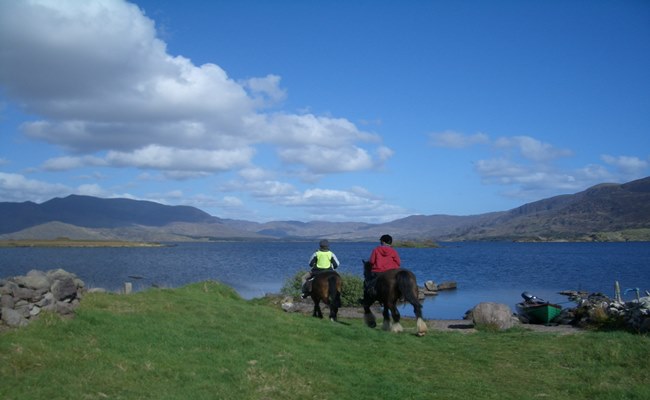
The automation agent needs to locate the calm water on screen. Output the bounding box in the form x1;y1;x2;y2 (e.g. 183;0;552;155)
1;241;649;319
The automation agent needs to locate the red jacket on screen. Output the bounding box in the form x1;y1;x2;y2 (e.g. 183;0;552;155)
369;245;401;273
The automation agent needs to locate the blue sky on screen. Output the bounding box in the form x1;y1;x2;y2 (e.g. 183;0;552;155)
1;0;649;223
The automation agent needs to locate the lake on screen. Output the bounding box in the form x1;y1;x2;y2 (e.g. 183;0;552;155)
1;241;649;319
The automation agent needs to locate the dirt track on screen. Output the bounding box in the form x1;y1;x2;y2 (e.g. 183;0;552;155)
427;319;584;334
290;300;584;334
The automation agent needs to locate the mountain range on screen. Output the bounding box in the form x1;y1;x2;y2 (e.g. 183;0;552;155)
1;176;649;242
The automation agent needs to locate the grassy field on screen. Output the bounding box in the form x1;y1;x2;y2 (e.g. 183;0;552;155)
1;282;649;400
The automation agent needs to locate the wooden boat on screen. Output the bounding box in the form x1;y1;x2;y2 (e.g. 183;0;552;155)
516;292;562;324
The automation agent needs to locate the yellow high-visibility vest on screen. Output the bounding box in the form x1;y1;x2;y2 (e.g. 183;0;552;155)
315;250;333;269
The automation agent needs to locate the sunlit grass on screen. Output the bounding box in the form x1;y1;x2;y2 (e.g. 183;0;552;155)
1;281;649;400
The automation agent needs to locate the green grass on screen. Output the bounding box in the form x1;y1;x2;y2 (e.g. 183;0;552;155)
393;239;439;248
2;281;649;400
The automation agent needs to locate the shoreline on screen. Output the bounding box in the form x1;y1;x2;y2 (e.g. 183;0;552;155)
281;297;585;334
0;239;166;248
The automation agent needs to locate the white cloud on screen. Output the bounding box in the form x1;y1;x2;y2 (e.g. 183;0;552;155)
238;167;276;181
494;135;572;162
105;145;254;171
0;172;70;202
601;155;649;176
222;179;299;202
42;155;107;171
429;131;489;148
278;145;375;174
242;74;287;106
221;196;244;208
162;171;212;181
252;112;380;147
218;175;407;222
375;146;394;162
285;188;408;222
474;158;530;180
0;0;386;177
76;183;108;197
432;131;636;201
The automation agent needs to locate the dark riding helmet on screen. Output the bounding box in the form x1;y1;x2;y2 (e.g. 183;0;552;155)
380;234;393;245
319;239;330;250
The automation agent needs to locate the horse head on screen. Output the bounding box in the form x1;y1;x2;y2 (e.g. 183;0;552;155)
362;259;373;280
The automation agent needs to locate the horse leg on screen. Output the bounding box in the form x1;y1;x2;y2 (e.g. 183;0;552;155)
328;292;340;322
381;305;391;331
328;303;337;322
385;303;403;333
312;299;323;319
327;275;340;322
412;301;428;336
405;281;427;336
363;303;376;328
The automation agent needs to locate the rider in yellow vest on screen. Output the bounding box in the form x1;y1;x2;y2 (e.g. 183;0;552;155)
301;239;340;298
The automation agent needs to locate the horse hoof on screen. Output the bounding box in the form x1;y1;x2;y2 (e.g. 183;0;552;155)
416;318;428;336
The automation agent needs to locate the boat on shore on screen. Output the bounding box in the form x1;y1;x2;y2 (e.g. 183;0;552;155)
516;292;562;324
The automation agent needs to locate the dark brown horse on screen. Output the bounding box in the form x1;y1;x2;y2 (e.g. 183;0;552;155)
309;270;342;321
362;260;427;336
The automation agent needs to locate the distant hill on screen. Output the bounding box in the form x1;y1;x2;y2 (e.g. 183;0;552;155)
0;195;265;241
1;177;649;242
0;195;217;234
441;177;650;241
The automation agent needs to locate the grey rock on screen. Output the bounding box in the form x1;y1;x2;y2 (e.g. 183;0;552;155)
1;307;28;327
472;302;516;330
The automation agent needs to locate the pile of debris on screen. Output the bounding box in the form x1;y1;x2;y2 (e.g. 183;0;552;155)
559;289;650;332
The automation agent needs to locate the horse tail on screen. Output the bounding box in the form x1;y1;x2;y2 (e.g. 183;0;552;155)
396;271;418;304
328;274;341;309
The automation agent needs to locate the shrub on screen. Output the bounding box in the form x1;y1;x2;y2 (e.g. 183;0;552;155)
339;272;364;307
280;270;307;298
280;270;364;307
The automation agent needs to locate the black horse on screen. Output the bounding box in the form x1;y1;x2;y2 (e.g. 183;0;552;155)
362;260;427;336
309;270;342;321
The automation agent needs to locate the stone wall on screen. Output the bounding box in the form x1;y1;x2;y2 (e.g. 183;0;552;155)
1;269;85;328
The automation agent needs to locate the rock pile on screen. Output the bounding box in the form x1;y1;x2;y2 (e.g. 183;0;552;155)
1;269;85;328
557;290;650;332
419;280;457;297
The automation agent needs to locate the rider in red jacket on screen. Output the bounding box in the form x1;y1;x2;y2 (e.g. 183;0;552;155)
369;234;400;273
364;234;400;297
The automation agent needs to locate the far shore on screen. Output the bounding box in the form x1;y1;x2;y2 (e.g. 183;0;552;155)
0;239;166;248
